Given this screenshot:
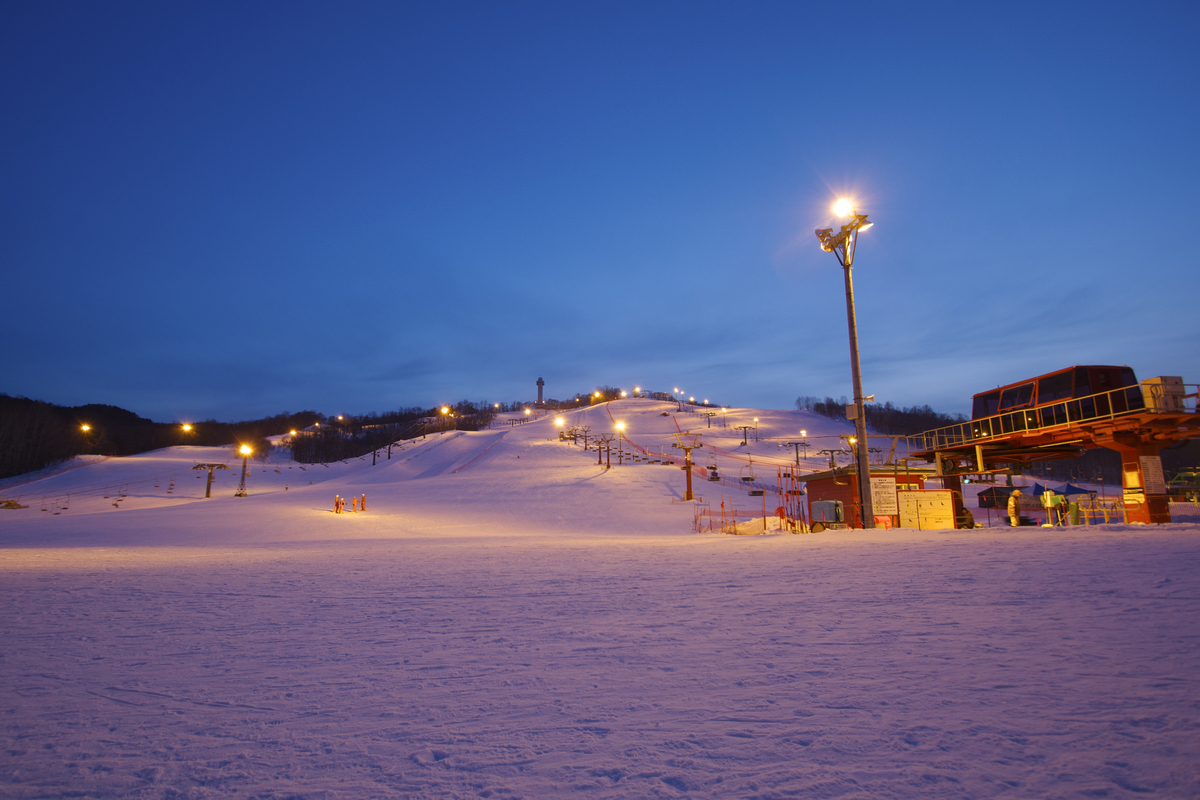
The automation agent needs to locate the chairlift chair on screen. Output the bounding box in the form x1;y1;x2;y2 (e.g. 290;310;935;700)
705;452;721;480
740;458;757;483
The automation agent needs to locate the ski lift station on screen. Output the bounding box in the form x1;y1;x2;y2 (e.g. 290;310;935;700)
906;366;1198;524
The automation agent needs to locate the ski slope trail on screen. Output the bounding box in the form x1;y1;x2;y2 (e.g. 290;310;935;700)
2;401;1199;798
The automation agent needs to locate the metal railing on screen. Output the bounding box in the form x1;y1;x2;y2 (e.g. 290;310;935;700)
907;383;1197;455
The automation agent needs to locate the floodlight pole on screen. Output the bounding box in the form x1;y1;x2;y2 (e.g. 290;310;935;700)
235;454;249;497
816;210;876;528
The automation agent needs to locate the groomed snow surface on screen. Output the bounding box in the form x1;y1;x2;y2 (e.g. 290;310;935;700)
2;400;1198;799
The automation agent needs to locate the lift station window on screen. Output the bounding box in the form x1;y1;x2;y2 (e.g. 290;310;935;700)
973;390;1001;419
1038;371;1073;403
998;382;1035;411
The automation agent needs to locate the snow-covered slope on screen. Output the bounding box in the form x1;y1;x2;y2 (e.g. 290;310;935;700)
1;399;1198;798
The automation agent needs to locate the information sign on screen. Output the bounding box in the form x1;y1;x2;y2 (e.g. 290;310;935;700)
870;476;897;515
898;490;955;530
1140;456;1166;494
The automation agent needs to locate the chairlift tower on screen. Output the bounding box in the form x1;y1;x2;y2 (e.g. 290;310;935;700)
782;441;809;465
673;432;703;501
191;463;228;498
596;434;615;468
735;425;754;446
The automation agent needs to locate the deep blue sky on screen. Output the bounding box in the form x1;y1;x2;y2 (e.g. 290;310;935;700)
3;2;1197;422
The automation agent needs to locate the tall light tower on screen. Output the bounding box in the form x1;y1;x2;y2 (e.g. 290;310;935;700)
816;198;876;528
234;445;252;497
537;377;545;405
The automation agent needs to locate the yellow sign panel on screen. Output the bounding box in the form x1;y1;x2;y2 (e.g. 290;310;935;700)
898;490;955;530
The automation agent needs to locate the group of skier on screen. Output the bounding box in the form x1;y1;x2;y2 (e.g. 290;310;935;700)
334;494;366;514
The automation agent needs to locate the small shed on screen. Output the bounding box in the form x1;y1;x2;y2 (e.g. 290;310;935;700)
798;465;938;529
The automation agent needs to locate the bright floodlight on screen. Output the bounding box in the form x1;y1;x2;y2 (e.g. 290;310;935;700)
555;417;564;427
240;445;252;455
616;422;625;431
524;408;531;415
290;430;297;435
801;429;807;437
833;198;854;217
182;424;193;432
620;391;627;397
441;407;449;414
80;424;90;432
337;415;343;420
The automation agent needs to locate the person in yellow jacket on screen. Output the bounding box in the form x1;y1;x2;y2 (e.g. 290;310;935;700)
1007;489;1022;527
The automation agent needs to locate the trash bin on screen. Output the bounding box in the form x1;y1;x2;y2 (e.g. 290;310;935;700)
1069;502;1080;526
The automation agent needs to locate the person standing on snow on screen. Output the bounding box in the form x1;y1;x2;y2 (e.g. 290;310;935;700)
1008;490;1022;527
334;495;341;514
361;494;366;512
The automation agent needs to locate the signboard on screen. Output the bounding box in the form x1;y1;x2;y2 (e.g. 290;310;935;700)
1140;456;1166;494
898;490;955;530
870;476;898;515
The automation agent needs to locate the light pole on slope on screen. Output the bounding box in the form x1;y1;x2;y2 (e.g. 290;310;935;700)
816;198;876;528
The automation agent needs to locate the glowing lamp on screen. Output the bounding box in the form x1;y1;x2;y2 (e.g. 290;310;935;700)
833;198;854;217
240;445;252;456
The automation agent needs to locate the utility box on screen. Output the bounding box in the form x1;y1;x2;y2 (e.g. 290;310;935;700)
1142;376;1187;412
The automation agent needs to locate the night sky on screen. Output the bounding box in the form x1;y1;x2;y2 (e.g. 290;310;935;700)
3;2;1197;422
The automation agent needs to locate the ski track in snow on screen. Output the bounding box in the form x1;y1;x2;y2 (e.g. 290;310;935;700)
1;400;1198;799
